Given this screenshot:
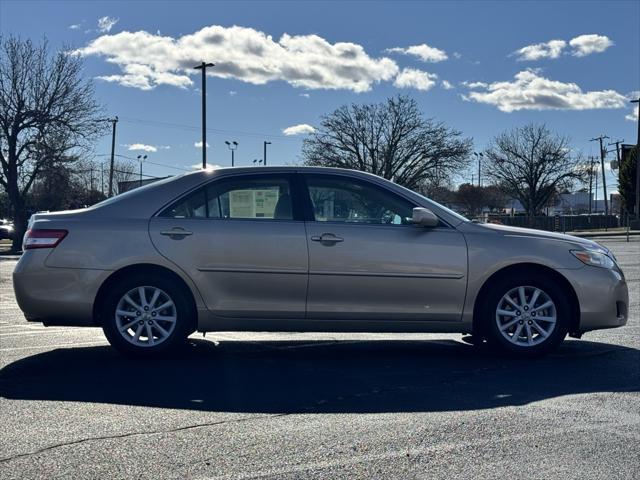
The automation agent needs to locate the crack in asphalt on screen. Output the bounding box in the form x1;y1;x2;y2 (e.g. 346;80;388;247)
0;413;290;464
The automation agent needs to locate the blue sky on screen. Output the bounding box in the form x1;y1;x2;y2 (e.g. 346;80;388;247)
1;0;639;197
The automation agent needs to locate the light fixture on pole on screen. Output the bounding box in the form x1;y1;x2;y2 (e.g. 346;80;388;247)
225;141;238;167
253;158;263;166
137;155;147;187
194;61;215;170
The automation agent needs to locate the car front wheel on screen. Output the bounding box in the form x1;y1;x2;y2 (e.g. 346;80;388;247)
481;274;570;356
101;275;193;356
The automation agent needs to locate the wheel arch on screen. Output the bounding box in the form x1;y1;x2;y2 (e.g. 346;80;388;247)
93;263;198;332
472;263;580;337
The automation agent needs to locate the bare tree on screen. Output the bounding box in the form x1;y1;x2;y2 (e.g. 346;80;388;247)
302;95;472;190
456;183;486;217
111;159;137;194
484;124;583;218
0;36;105;250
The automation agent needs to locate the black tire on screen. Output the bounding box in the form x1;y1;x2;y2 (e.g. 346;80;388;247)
101;273;194;356
480;273;570;356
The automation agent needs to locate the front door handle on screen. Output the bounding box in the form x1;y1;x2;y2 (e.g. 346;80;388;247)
160;228;193;238
311;233;344;244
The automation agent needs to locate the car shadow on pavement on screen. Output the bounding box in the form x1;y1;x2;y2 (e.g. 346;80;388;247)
1;338;638;413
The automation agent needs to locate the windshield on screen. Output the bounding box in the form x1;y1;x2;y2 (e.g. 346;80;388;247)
392;182;469;223
423;197;470;223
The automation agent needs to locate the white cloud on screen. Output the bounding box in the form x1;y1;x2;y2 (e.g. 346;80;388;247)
126;143;158;152
514;34;613;61
194;141;210;148
453;52;462;59
514;39;566;61
626;105;639;122
441;80;454;90
69;24;81;30
229;90;237;96
282;124;315;136
569;34;613;57
97;16;119;33
393;68;438;91
386;44;448;62
465;69;627;112
299;93;310;98
74;25;399;92
461;81;488;89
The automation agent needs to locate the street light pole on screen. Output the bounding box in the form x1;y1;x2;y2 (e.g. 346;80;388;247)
473;152;483;187
225;141;238;167
263;141;271;166
137;155;147;187
194;61;215;169
590;135;609;216
631;98;640;218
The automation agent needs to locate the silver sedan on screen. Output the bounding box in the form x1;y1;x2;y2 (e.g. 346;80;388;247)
13;167;628;356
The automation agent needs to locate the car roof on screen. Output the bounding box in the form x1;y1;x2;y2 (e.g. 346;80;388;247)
84;165;465;226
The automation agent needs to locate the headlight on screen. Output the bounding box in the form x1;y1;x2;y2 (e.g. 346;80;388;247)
571;249;616;269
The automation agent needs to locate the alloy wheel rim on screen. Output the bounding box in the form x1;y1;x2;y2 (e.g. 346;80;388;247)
495;286;557;347
115;286;177;347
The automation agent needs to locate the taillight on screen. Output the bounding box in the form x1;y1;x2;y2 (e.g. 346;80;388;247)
23;229;68;250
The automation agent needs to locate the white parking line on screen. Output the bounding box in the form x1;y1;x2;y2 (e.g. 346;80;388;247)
0;330;84;337
0;341;109;352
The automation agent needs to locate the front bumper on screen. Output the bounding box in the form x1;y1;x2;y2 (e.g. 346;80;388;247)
561;265;629;333
13;250;108;326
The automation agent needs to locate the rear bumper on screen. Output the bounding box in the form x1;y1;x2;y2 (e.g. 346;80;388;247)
13;250;108;326
561;265;629;332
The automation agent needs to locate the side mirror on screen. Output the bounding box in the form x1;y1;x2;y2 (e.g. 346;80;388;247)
412;207;439;228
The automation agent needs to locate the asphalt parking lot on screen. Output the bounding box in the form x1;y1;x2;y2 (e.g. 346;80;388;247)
0;237;638;479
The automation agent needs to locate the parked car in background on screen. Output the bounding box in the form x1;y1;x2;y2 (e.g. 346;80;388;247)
0;219;14;240
13;167;628;357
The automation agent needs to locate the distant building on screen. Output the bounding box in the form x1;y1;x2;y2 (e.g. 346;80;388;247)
547;192;591;215
503;192;602;216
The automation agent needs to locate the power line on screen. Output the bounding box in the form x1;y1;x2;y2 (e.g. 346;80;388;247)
118;116;299;141
93;153;191;172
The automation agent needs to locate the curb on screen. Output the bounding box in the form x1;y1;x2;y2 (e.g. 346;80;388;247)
566;231;640;238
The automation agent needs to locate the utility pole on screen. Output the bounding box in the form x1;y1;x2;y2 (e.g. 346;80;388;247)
588;156;595;214
631;98;640;218
609;140;623;168
107;116;118;197
594;163;598;213
591;135;609;216
263;141;271;166
194;61;215;169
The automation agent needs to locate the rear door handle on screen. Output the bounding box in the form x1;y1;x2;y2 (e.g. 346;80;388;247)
311;233;344;243
160;228;193;238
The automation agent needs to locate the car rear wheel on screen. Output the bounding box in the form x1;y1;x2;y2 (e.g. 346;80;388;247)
101;275;193;356
481;273;569;356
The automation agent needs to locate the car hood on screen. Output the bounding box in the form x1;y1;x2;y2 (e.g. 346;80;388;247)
471;222;605;250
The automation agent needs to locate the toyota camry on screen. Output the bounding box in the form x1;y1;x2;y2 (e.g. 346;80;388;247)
13;167;628;356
